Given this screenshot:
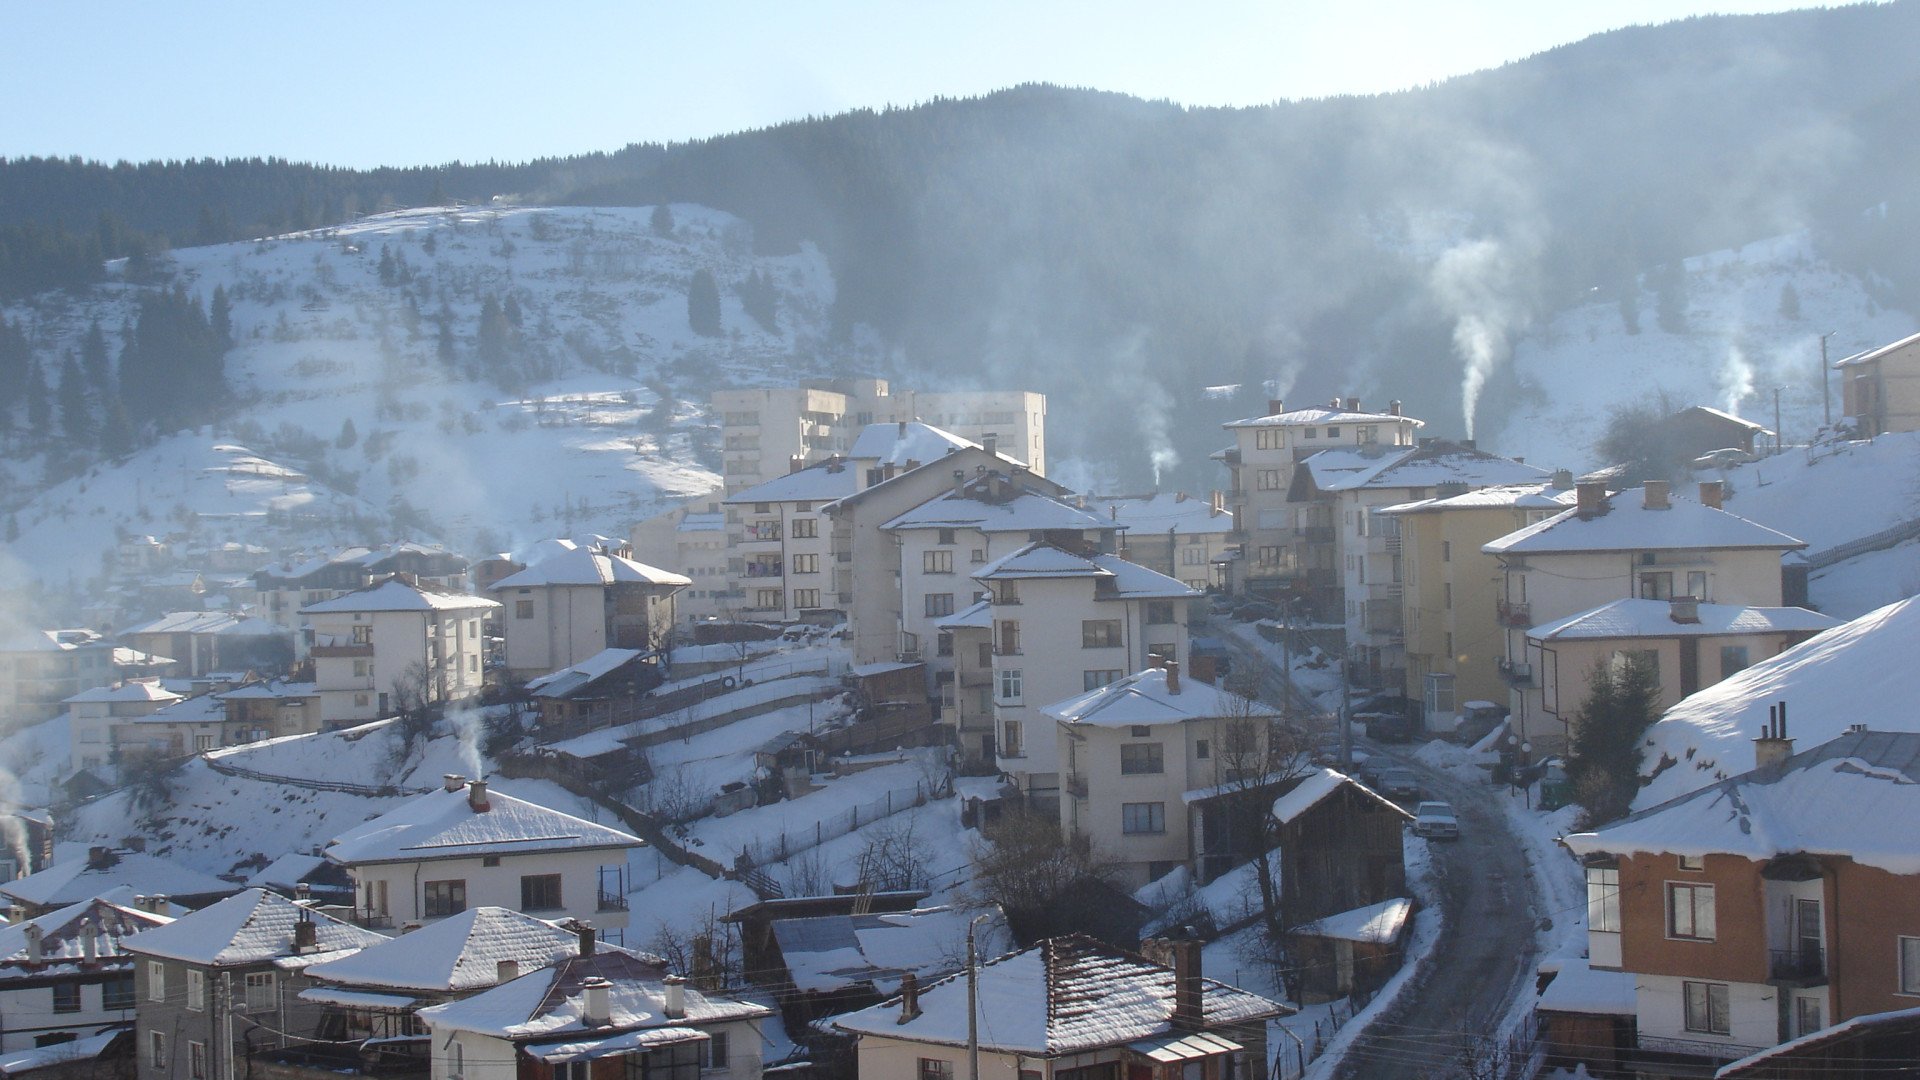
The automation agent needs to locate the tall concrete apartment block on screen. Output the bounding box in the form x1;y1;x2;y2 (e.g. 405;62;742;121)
713;379;1047;492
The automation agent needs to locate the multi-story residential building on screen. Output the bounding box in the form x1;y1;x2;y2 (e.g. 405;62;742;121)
300;580;499;726
1092;491;1236;593
0;630;123;731
975;542;1197;807
1377;479;1576;732
488;544;689;683
115;612;293;679
124;889;388;1080
628;498;729;621
0;848;235;920
65;680;182;777
323;776;644;943
418;939;771;1080
1216;397;1424;599
1837;329;1920;436
937;601;997;770
249;544;471;656
0;893;171;1051
882;470;1112;703
713;379;1046;492
1048;660;1279;889
78;680;324;780
832;935;1287;1080
1559;728;1920;1074
1483;481;1807;754
1293;440;1548;690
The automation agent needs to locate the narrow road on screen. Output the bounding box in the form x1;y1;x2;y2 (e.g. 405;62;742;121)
1203;617;1540;1080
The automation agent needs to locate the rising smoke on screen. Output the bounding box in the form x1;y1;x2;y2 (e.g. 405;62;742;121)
1717;344;1757;417
1431;237;1531;440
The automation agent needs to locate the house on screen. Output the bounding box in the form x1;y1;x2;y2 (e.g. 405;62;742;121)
1558;728;1920;1074
301;580;499;726
1483;480;1807;757
1092;491;1236;594
748;904;1011;1030
1046;660;1282;889
116;612;293;680
524;649;658;736
1269;768;1411;932
1656;405;1774;459
1215;397;1424;599
0;806;55;883
0;891;171;1051
831;934;1289;1080
937;601;998;770
489;545;689;683
416;942;772;1080
974;542;1198;808
217;680;325;741
0;848;235;920
0;631;124;730
718;457;861;622
1290;439;1548;688
1836;330;1920;436
323;777;644;942
1288;897;1414;1005
1716;1006;1920;1079
243;853;355;905
1526;598;1838;741
1376;478;1576;733
123;889;388;1080
628;499;730;622
65;681;182;778
109;690;235;768
251;545;471;655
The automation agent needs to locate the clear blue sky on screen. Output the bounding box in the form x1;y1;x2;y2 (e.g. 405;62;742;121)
2;1;1821;169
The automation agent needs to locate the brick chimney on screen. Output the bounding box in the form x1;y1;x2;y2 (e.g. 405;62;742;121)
1267;398;1285;415
982;433;998;457
1575;482;1610;519
896;971;922;1023
293;913;319;953
1755;702;1795;769
1668;596;1700;624
577;923;597;957
1164;659;1182;695
467;779;490;813
1344;397;1360;412
789;455;805;475
1698;480;1725;509
581;977;612;1027
1147;653;1166;670
442;773;466;793
1643;480;1671;510
1551;469;1574;489
1146;938;1205;1029
1389;400;1402;416
86;846;114;870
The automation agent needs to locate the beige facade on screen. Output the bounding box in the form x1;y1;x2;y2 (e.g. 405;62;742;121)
629;497;729;621
1837;330;1920;436
1095;492;1235;593
301;582;498;726
490;550;686;683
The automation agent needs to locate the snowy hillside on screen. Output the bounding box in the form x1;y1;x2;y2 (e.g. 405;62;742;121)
1488;230;1917;472
2;204;858;587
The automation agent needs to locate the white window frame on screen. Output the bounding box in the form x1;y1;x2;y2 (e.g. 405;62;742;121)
1586;866;1621;933
996;668;1022;704
148;960;166;1002
243;970;277;1012
187;968;206;1011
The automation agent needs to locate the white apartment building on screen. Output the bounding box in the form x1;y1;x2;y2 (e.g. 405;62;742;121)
249;544;470;656
974;542;1197;806
65;680;182;777
1093;491;1236;593
489;544;689;682
300;580;499;726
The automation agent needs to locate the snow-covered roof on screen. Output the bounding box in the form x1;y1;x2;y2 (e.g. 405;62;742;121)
1527;599;1839;642
1043;667;1273;728
305;907;590;993
133;692;229;724
1291;897;1411;944
492;548;689;590
848;661;919;678
771;905;1011;996
122;888;387;967
1635;597;1918;807
972;544;1197;600
936;600;993;631
1089;492;1235;536
1834;328;1920;368
721;461;861;505
881;487;1106;534
0;890;172;970
62;680;181;706
0;630;109;654
847;422;979;467
1223;405;1422;429
417;950;768;1040
0;850;235;908
1568;729;1920;874
831;934;1288;1054
1091;554;1205;599
1378;482;1578;515
302;579;500;614
119;611;286;637
676;512;724;533
1483;486;1806;556
244;853;328;891
1675;405;1771;433
325;785;643;866
525;649;646;699
1271;767;1410;825
1300;443;1546;495
1715;1005;1920;1077
1536;957;1637;1016
0;1029;125;1076
219;680;318;700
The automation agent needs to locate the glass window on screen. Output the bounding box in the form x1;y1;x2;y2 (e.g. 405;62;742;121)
188;968;206;1011
1083;669;1121;691
148;961;166;1002
243;972;276;1012
103;975;134;1011
707;1032;730;1071
919;1060;955;1080
625;1040;702;1080
1668;882;1716;940
1639;571;1674;600
1195;739;1209;760
1081;620;1122;648
190;1041;208;1080
1687;570;1709;600
792;553;818;574
1683;981;1731;1035
520;874;563;911
937;528;957;545
1120;743;1165;775
515;600;534;619
1900;936;1920;995
1001;720;1023;757
925;593;955;617
791;517;817;538
1145;601;1175;625
1257;469;1283;490
997;669;1022;704
53;983;80;1013
424;879;467;917
923;550;954;574
792;588;821;609
1586;866;1621;932
1720;646;1750;679
150;1032;168;1070
1122;802;1167;834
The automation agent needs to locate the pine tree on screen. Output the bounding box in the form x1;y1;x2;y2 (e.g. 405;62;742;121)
739;270;779;334
336;418;358;449
651;204;675;237
378;245;397;286
687;269;721;337
23;359;50;433
436;304;457;367
210;285;234;351
503;293;523;328
100;393;134;457
1567;652;1662;824
477;295;514;378
57;351;93;443
81;320;111;393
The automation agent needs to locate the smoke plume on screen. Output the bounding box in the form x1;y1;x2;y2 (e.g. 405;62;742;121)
1431;238;1529;440
1717;345;1756;417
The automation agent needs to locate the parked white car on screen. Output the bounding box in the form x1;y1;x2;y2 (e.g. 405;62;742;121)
1412;800;1460;840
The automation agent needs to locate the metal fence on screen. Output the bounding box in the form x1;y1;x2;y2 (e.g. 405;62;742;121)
735;775;950;868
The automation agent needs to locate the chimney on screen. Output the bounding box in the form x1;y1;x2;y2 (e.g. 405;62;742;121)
897;420;907;436
789;455;805;475
467;779;490;812
1754;702;1795;769
1344;397;1360;412
443;773;466;793
1643;480;1671;510
1267;398;1285;416
1164;659;1182;694
1147;653;1166;670
581;977;613;1027
953;469;966;498
1209;490;1224;517
1459;439;1476;450
1668;596;1700;624
496;959;519;984
23;923;42;965
146;895;169;916
87;846;113;870
1389;400;1402;416
896;972;922;1024
293;916;318;953
1148;938;1204;1029
982;432;998;457
662;974;686;1020
295;883;311;903
1551;469;1574;489
577;923;597;957
1575;482;1610;519
81;921;98;964
1698;481;1725;509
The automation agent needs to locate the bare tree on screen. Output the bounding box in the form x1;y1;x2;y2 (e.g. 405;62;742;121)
1202;675;1313;934
858;816;930;892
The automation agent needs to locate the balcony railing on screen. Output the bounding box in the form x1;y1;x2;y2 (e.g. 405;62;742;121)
1295;525;1335;544
1631;1035;1767;1065
1769;946;1826;983
744;564;783;579
597;891;630;913
1497;599;1532;627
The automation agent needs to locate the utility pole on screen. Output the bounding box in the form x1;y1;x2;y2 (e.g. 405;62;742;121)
1773;386;1785;454
967;913;990;1080
1339;645;1354;770
1820;331;1836;427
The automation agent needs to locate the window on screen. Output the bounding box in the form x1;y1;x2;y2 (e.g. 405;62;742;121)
1668;882;1716;940
792;553;818;574
1257;469;1284;490
52;983;80;1013
1001;719;1023;757
424;879;467;917
792;588;821;609
971;548;987;564
627;1040;702;1080
150;1032;168;1070
521;874;563;911
1639;571;1674;600
515;600;533;619
791;517;817;538
1082;620;1122;648
937;632;954;657
353;659;370;677
1121;743;1165;774
1257;546;1280;567
103;975;134;1010
1687;570;1708;600
558;1063;589;1080
188;968;206;1010
937;528;957;545
1720;646;1750;678
1795;996;1824;1036
755;589;782;609
195;733;218;752
1145;601;1175;625
189;1041;208;1080
1195;739;1209;759
1443;583;1453;609
925;593;955;617
148;961;166;1002
919;1060;955;1080
977;642;993;667
35;1034;75;1049
997;668;1023;704
1122;802;1167;834
924;550;954;574
243;971;276;1012
1683;981;1731;1036
351;624;373;644
707;1032;730;1071
1586;866;1621;932
1325;425;1341;438
1083;669;1121;691
997;621;1021;656
1900;936;1920;995
993;581;1020;605
1678;854;1705;871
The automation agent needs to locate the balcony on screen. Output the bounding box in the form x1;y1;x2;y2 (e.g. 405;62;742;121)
744;564;783;579
1498;658;1535;687
1769;946;1827;985
742;523;783;542
1497;599;1532;627
1295;525;1335;544
1628;1035;1768;1070
597;891;630;913
1065;774;1089;799
1227;489;1249;506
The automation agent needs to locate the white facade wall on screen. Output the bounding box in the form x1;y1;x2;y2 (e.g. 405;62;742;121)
1227;413;1419;587
429;1021;764;1080
908;390;1048;477
499;584;608;678
0;974;136;1051
346;847;630;937
1634;974;1777;1051
308;608;489;726
728;500;836;621
1059;713;1247;889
